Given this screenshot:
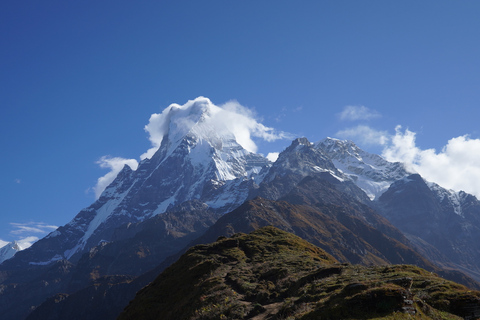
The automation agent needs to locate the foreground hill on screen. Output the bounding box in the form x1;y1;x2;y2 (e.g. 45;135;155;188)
119;227;480;320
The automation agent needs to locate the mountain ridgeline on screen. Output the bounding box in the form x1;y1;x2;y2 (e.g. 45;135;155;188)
1;97;480;319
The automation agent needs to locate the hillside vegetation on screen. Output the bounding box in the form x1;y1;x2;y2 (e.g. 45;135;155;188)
119;227;480;320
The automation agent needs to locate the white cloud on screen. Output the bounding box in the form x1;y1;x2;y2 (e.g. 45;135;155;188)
140;97;293;158
16;236;39;250
215;100;293;153
339;105;381;121
382;126;480;198
293;106;303;113
334;124;480;198
266;152;280;162
4;222;59;250
95;97;292;198
140;105;177;160
336;125;389;146
93;156;139;199
10;222;58;235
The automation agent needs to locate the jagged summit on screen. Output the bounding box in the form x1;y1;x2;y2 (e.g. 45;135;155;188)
263;137;342;184
150;97;236;158
316;137;409;199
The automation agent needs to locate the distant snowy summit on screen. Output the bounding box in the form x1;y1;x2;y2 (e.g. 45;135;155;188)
0;241;22;264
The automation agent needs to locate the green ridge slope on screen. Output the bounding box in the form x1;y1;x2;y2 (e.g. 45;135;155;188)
119;227;480;320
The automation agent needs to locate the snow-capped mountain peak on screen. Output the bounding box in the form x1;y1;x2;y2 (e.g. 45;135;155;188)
425;180;465;217
146;97;259;159
316;137;409;200
44;98;272;261
160;97;226;151
0;241;22;264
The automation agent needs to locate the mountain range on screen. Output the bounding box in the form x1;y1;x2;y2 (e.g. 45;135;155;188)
1;97;480;319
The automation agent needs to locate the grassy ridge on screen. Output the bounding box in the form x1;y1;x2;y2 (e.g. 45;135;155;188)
119;227;480;320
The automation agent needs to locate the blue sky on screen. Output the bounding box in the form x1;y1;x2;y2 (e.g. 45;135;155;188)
1;1;480;246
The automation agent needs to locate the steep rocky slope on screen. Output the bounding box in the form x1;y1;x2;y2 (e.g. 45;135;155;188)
376;174;480;282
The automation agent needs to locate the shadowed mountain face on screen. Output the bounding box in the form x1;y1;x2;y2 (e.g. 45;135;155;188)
199;175;427;267
118;227;480;320
9;201;220;320
376;174;480;281
194;174;476;288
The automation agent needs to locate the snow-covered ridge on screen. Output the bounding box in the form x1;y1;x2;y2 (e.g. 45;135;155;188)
29;254;63;266
426;180;464;216
315;137;409;200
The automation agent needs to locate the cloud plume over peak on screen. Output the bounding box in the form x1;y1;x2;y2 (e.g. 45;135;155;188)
140;97;292;159
94;97;292;198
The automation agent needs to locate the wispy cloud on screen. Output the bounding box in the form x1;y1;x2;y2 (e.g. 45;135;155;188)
293;106;303;113
336;125;389;146
10;222;58;235
382;126;480;198
1;222;59;250
16;236;39;250
93;156;139;199
339;105;381;121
